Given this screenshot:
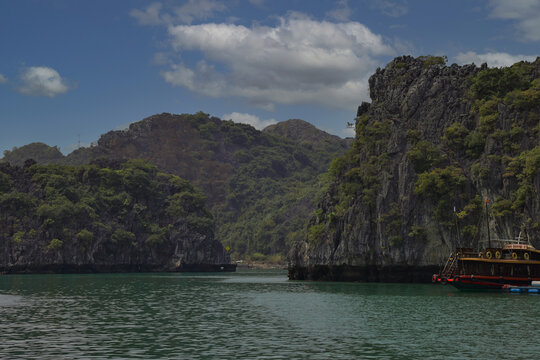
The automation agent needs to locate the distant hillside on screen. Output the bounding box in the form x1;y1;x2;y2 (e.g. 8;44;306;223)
263;119;349;151
81;113;350;259
3;114;350;259
2;143;64;166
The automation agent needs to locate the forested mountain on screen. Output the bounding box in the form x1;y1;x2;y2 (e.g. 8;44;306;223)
0;159;227;273
2;143;64;166
290;55;540;281
2;115;349;260
263;119;352;151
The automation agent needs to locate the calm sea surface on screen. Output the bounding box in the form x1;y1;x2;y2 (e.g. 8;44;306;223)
0;269;538;359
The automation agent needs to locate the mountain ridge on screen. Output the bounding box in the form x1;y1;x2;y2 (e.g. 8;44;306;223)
1;114;350;259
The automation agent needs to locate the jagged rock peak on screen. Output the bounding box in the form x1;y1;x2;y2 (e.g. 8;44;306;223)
369;56;479;112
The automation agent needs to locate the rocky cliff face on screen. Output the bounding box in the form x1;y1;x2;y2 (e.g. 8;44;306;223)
290;55;540;281
0;160;228;273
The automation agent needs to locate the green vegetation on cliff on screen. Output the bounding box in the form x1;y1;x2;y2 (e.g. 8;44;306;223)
2;114;348;260
462;61;540;217
0;159;222;271
293;56;540;273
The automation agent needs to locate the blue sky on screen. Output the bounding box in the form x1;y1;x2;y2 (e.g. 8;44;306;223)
0;0;539;154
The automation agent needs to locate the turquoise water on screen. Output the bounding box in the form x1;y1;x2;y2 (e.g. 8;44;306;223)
0;269;538;359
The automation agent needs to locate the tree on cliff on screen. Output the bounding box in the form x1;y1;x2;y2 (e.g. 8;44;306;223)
0;159;226;272
290;56;540;279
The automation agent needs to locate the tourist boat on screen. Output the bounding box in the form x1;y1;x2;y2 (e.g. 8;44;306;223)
433;235;540;290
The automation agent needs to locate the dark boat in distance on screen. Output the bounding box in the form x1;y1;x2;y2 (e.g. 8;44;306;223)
433;234;540;290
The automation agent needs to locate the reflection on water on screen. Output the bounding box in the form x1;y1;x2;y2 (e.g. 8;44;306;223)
0;294;23;306
0;269;539;359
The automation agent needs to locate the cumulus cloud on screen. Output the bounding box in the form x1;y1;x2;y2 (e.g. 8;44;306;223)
130;2;165;25
488;0;540;41
18;66;69;97
369;0;408;18
130;0;226;25
161;60;226;97
162;14;392;110
455;51;537;67
222;112;277;130
326;0;352;22
174;0;226;24
0;74;7;84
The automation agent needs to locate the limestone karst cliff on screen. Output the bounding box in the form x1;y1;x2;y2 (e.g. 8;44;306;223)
0;159;229;273
289;55;540;281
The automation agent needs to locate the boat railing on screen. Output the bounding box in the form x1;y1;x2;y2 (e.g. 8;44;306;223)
478;236;530;247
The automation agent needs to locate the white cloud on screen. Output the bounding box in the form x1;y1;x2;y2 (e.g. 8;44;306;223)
326;0;352;22
455;51;537;67
130;0;226;25
222;112;277;130
488;0;540;41
370;0;408;18
18;66;69;97
391;36;415;55
163;14;393;110
130;2;166;25
162;63;196;89
0;74;7;84
174;0;226;24
341;126;356;137
161;60;225;97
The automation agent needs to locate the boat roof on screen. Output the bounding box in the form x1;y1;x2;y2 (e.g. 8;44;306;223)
503;243;535;250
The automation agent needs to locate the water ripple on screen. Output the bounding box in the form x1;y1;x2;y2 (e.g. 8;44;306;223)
0;270;539;359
